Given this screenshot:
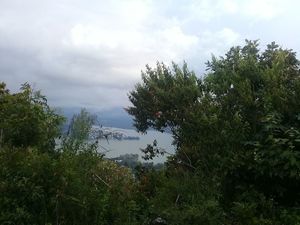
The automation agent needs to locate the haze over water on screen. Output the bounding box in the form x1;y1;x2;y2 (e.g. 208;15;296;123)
98;128;175;163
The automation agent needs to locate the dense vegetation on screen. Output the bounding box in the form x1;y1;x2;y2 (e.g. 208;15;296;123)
0;85;144;225
127;40;300;224
1;40;300;224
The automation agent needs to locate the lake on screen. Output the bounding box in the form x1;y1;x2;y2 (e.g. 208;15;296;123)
97;127;175;163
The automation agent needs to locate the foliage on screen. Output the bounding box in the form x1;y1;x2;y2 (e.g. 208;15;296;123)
0;83;142;225
2;40;300;225
0;145;142;225
127;40;300;224
60;108;98;154
0;83;64;151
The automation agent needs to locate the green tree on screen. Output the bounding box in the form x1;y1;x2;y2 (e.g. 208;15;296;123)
60;108;98;154
0;83;141;225
0;82;64;151
127;40;300;224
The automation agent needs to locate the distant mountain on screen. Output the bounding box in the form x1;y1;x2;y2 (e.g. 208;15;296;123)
58;107;135;129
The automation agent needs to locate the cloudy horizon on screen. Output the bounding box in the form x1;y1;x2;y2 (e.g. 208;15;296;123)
1;0;300;111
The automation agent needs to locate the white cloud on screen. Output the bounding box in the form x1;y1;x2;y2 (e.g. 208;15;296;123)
159;26;199;59
0;0;299;110
186;0;287;23
66;22;200;75
240;0;284;21
195;28;241;59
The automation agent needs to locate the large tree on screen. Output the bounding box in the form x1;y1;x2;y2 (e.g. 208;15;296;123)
127;40;300;223
0;83;141;225
0;82;64;151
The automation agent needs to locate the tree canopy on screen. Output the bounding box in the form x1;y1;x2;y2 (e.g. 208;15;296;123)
1;40;300;225
127;40;300;224
0;83;64;151
0;84;143;225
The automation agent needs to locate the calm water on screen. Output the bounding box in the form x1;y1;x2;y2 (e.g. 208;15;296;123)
97;128;175;163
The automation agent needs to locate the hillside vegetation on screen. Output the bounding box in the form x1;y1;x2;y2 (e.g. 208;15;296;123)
1;40;300;224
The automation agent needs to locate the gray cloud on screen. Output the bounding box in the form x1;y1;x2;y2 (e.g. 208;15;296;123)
0;0;299;111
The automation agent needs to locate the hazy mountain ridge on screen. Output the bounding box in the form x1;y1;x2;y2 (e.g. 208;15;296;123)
60;107;134;129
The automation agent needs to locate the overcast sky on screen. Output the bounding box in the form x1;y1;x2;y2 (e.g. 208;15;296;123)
1;0;299;111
